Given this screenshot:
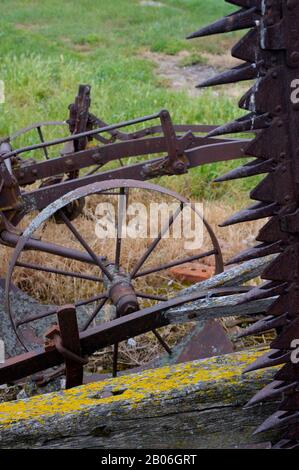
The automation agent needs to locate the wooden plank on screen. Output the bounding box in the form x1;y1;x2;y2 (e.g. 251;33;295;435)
0;348;280;449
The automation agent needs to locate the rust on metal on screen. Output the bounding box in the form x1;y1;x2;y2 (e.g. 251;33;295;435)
188;0;299;448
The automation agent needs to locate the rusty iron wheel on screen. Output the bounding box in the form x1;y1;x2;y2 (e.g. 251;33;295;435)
5;179;223;377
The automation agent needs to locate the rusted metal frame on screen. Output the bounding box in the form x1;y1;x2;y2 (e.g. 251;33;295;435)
0;287;251;386
5;180;224;357
18;139;249;218
44;305;86;389
13;134;243;187
0;111;165;161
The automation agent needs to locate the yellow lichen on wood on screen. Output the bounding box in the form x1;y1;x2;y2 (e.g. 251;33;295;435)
0;348;269;429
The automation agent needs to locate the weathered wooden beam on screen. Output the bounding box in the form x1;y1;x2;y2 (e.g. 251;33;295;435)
0;348;280;449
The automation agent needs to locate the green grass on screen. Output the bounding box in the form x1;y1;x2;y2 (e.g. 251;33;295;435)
0;0;256;202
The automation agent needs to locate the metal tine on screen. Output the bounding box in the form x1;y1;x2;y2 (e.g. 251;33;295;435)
207;113;271;138
244;379;297;407
253;409;299;435
197;62;258;88
214;158;274;182
219;201;279;227
226;240;282;265
237;313;288;338
186;8;259;40
237;280;287;305
243;349;290;374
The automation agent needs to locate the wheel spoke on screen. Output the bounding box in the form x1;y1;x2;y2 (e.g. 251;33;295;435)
130;202;184;278
15;261;103;283
135;250;216;279
16;293;107;326
58;210;113;281
81;297;108;331
115;187;126;270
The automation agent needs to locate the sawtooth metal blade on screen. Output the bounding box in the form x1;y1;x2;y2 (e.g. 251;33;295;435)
262;246;299;282
239;69;284;114
197;62;258;88
187;8;259;40
226;241;282;265
243;349;290;374
275;362;299;382
207;112;271;138
232;29;259;62
256;216;290;244
245;125;288;160
271;317;299;350
214;158;274;183
250;174;275;203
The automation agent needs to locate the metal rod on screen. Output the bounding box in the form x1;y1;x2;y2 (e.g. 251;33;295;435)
1;112;162;160
135;249;216;278
16;293;107;326
130;203;184;278
15;261;103;283
81;297;108;331
37;126;49;160
58;210;114;281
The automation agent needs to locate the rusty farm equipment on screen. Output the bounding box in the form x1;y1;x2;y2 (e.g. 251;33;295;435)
187;0;299;450
1;0;298;450
0;82;252;387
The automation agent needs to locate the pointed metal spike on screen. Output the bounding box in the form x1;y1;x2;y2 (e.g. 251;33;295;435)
238;281;287;305
243;349;290;374
187;8;259;40
254;410;299;435
214;158;274;183
265;293;289;318
238;313;288;338
207;113;271;138
197;62;257;88
257;216;289;244
226;241;282;265
219;201;278;227
232;29;259;62
244;380;296;407
250;174;275;203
